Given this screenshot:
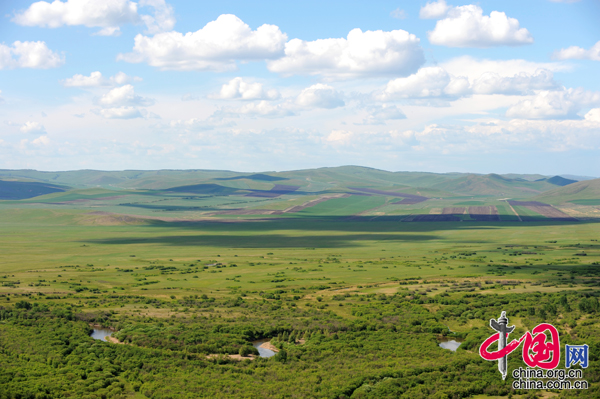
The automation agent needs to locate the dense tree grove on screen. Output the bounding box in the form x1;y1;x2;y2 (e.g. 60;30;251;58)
0;290;597;398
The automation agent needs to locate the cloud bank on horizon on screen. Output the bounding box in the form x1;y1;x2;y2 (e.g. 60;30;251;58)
1;0;599;175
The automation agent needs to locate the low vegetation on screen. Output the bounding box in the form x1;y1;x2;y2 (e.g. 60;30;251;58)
1;167;599;398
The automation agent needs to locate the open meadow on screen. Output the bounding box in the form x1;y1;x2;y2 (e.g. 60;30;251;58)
1;167;599;398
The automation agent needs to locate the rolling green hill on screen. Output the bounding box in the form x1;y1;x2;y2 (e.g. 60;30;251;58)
0;166;593;202
428;173;555;197
0;169;239;189
533;178;600;205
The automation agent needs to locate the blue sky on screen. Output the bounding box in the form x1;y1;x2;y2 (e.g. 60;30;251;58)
1;0;599;175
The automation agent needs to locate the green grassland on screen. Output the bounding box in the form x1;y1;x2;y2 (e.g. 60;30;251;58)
571;199;600;206
1;207;599;297
1;167;599;398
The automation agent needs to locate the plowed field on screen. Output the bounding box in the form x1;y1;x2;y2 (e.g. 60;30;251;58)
468;206;500;221
442;207;466;214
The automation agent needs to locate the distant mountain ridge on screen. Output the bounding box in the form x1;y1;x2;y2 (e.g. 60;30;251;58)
0;166;597;203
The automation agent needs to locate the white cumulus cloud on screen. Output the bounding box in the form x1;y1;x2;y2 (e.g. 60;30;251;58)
13;0;139;36
20;121;46;134
236;101;294;118
118;14;287;71
169;118;222;132
13;0;174;36
408;116;600;153
420;0;450;19
378;67;469;100
138;0;175;34
267;28;424;79
212;77;280;100
94;106;144;119
506;88;600;120
0;41;64;69
471;69;558;95
585;108;600;122
296;84;345;109
96;84;154;107
553;41;600;61
358;104;407;125
326;130;354;145
61;71;141;87
377;65;560;102
32;135;50;145
427;4;533;47
441;56;569;81
215;101;294;119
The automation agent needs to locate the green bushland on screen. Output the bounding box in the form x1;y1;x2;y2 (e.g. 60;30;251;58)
0;290;598;398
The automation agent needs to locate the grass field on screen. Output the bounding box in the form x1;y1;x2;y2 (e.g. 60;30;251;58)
571;199;600;206
1;205;599;302
1;168;599;398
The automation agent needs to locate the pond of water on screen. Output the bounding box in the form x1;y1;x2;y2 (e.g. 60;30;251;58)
252;340;277;358
439;339;462;351
90;328;113;342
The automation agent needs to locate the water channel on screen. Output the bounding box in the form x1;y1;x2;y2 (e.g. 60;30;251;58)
92;328;277;358
438;339;462;351
90;328;113;342
252;339;277;358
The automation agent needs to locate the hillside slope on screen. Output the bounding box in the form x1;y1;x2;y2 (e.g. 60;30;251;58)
430;174;556;197
0;180;69;200
0;166;592;200
533;178;600;204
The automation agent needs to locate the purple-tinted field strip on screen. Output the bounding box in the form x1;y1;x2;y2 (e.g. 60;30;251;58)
524;205;578;221
508;201;577;221
349;187;428;203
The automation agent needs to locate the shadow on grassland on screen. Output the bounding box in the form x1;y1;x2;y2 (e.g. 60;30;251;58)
82;216;600;248
83;231;440;248
141;214;599;234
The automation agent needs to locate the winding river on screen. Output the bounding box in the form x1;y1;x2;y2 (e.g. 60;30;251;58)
252;339;277;358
